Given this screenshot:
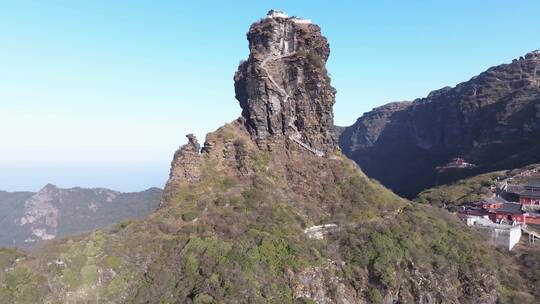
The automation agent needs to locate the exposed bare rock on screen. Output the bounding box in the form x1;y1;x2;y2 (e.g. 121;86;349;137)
162;124;257;205
234;10;337;155
292;262;360;304
163;10;340;200
303;223;338;240
340;51;540;198
164;134;202;192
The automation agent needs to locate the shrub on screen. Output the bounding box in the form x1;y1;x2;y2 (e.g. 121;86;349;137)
367;288;383;303
194;293;214;304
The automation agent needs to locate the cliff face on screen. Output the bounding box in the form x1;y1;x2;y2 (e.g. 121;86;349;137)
164;134;202;192
1;12;533;304
340;51;540;198
164;13;339;199
234;13;337;155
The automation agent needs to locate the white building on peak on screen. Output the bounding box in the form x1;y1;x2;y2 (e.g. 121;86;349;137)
291;17;312;24
266;10;312;24
267;9;288;19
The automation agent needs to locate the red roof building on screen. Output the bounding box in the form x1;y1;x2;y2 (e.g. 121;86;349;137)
519;178;540;205
459;177;540;225
436;157;476;172
480;195;540;225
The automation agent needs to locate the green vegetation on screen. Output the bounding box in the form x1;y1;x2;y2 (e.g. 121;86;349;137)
57;231;106;289
367;288;383;303
415;171;503;210
161;166;325;302
414;168;540;302
510;244;540;300
337;203;505;300
0;126;534;303
0;248;47;303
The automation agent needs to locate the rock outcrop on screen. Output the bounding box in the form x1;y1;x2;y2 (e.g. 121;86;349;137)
340;50;540;198
164;134;202;192
163;11;338;197
164;10;339;197
234;10;337;155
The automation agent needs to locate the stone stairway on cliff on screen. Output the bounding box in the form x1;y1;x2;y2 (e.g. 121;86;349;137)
259;52;325;157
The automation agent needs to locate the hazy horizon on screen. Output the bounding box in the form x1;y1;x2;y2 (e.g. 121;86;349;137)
0;160;169;192
1;1;539;191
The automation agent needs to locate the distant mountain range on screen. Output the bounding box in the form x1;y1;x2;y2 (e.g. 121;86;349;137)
339;50;540;198
0;184;161;249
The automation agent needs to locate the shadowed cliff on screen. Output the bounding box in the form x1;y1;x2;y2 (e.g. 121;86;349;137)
340;51;540;198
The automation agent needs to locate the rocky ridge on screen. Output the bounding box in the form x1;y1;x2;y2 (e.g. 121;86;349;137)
340;50;540;198
0;11;533;304
165;11;339;198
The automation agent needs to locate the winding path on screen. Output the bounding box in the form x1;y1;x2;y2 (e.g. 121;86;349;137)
259;52;325;157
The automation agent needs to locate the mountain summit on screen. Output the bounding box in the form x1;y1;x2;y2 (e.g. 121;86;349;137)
0;12;534;303
234;10;336;155
165;10;338;194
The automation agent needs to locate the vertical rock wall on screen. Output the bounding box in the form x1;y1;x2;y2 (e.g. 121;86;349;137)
234;12;337;155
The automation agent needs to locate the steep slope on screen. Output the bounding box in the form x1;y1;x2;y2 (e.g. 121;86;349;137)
0;190;33;223
340;51;540;198
414;164;540;298
0;11;533;303
0;185;161;249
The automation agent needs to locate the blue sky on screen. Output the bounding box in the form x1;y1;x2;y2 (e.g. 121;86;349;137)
1;0;539;191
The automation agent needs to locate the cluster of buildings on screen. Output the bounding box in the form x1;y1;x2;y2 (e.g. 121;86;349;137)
480;178;540;225
459;176;540;250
